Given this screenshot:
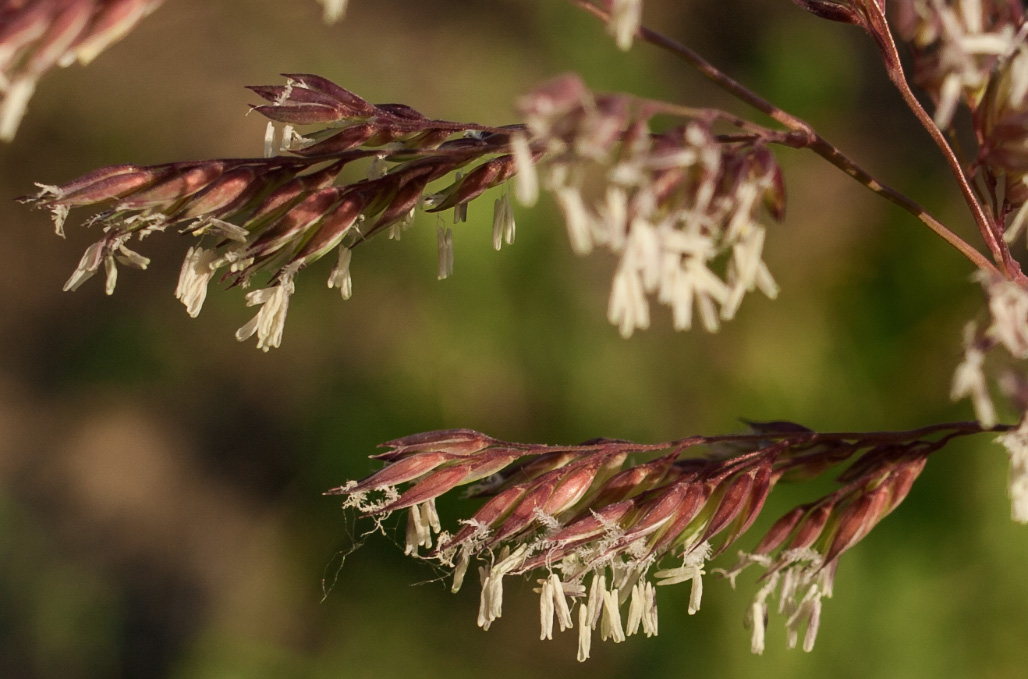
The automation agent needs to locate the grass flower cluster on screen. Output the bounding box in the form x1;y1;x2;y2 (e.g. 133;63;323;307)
10;0;1028;662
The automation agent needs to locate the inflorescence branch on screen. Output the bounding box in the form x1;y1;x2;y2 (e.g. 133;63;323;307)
20;73;527;349
22;69;798;345
327;420;999;660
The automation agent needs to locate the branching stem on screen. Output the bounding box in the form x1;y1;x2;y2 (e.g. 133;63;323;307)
507;420;1008;457
569;0;1003;278
859;1;1020;279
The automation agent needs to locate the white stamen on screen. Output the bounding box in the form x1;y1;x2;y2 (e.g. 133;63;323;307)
405;506;423;555
587;573;604;628
997;418;1028;523
0;77;36;142
555;186;593;255
550;573;574;631
626;582;644;636
803;597;821;652
492;194;516;250
453;171;467;224
749;600;767;654
577;604;592;662
263;121;276;158
688;566;703;615
454;201;468;224
600;185;628;250
175;246;217;317
64;241;105;292
607;0;642;51
423;498;441;533
318;0;349;23
601;587;625;643
116;244;150;270
642;581;658;636
191;218;250;243
49;204;70;238
104;256;118;295
328;247;353;299
933;73;962;129
539;578;555;640
235;275;295;351
511;133;539;207
608;265;649;338
951;336;996;427
452;547;471;593
437;226;454;280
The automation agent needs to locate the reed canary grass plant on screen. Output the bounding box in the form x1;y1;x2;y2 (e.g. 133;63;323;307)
11;0;1028;661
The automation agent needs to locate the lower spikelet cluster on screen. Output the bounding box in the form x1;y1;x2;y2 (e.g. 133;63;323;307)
327;424;956;660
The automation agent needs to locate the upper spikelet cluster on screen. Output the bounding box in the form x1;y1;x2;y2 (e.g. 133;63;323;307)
21;74;523;349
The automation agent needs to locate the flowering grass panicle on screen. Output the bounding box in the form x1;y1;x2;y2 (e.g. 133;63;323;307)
21;74;527;348
15;0;1028;664
24;68;794;348
326;422;975;659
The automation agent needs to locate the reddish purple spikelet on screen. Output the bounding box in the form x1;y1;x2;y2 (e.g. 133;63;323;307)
50;165;161;206
175;166;259;220
116;162;225;210
376;428;498;459
790;0;864;25
784;503;834;552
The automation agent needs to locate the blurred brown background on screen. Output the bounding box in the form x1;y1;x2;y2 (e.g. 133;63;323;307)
1;1;1026;677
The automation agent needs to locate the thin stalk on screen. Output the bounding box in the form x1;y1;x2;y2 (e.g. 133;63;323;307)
515;420;1007;457
672;419;1007;449
804;135;1002;276
570;0;813;134
859;2;1012;272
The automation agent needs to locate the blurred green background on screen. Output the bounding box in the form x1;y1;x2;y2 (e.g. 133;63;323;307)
1;1;1026;677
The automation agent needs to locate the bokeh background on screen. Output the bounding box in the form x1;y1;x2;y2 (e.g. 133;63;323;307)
1;1;1026;677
